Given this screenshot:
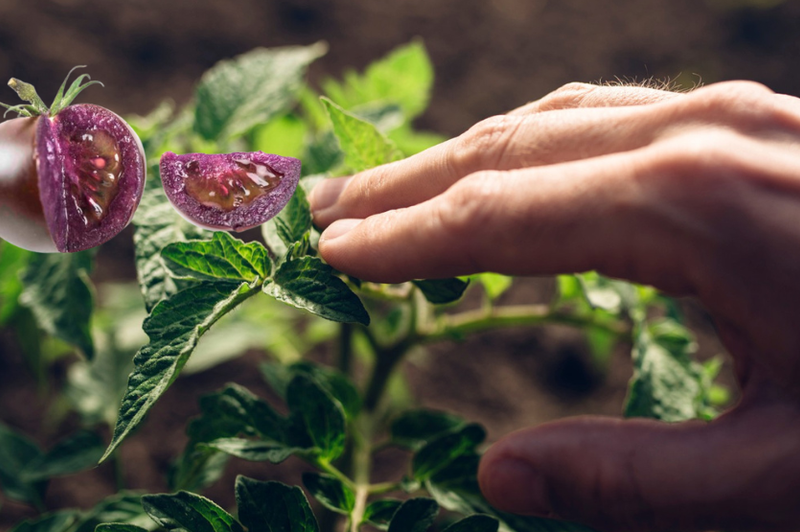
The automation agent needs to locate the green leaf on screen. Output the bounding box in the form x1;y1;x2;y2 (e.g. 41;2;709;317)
301;131;344;176
95;526;149;532
287;374;346;461
195;43;326;142
75;491;152;532
362;499;403;530
21;430;104;482
102;281;260;462
204;438;300;464
162;232;271;283
321;97;403;172
252;114;308;160
65;287;144;427
235;477;319;532
413;424;486;482
262;186;312;259
442;515;499;532
260;362;361;420
133;186;208;312
391;409;467;451
171;384;289;492
388;125;447;157
0;422;45;507
412;278;470;305
19;250;95;359
302;472;355;515
10;511;80;532
624;318;705;422
142;491;243;532
321;40;434;120
264;256;370;325
387;498;439;532
473;273;513;301
0;240;32;325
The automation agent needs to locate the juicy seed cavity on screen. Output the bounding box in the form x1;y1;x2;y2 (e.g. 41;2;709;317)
66;129;122;226
183;156;283;211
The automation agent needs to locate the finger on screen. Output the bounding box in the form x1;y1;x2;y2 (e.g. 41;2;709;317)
317;146;703;291
311;103;675;228
477;401;800;531
507;82;683;116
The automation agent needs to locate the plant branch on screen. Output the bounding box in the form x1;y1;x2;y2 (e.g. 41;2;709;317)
420;304;629;344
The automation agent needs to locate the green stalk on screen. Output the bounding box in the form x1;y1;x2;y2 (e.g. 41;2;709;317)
421;304;628;344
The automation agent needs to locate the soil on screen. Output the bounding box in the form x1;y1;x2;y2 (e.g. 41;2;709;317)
0;0;793;529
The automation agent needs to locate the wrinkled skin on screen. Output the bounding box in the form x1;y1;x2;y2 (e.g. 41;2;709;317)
309;81;800;531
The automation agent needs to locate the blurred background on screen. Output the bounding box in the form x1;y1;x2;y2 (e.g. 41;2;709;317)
1;0;798;528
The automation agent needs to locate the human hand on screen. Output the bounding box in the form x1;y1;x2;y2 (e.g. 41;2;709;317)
309;81;800;531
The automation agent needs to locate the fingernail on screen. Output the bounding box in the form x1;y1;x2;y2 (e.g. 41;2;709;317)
321;218;363;242
480;458;551;516
309;177;352;212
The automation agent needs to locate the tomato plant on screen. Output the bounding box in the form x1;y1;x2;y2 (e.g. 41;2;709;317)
0;41;728;532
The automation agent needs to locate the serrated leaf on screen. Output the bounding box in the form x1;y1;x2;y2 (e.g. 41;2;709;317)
321;40;433;120
321;97;403;172
21;430;104;482
142;491;243;532
363;499;403;530
195;43;326;141
0;240;32;325
443;515;499;532
162;232;270;282
171;384;289;492
391;410;467;451
75;491;152;532
260;362;361;420
287;374;346;461
102;281;260;462
134;186;209;312
301;130;344;176
413;424;486;482
302;472;355;515
19;250;95;359
388;498;439;532
0;422;45;507
204;438;300;464
412;278;470;305
262;186;312;259
235;477;319;532
264;256;369;325
10;511;80;532
624;318;704;422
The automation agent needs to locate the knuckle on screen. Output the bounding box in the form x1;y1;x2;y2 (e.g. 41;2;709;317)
453;115;522;173
536;82;597;111
433;172;504;263
674;80;779;126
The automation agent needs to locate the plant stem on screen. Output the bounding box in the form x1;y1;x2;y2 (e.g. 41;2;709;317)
349;415;373;532
421;304;628;343
338;322;354;375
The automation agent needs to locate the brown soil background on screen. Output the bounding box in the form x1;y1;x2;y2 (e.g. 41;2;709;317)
1;0;799;529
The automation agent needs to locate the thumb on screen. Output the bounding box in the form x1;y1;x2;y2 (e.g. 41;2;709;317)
477;401;800;532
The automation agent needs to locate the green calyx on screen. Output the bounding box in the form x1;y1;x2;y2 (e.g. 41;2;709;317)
0;66;104;119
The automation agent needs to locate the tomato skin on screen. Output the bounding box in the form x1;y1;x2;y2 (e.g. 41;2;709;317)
0;116;54;252
0;104;145;253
